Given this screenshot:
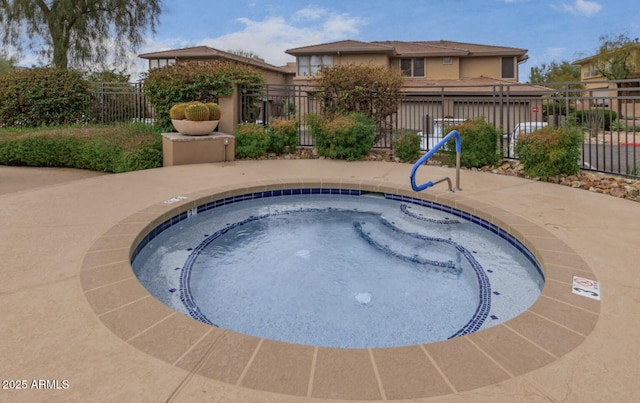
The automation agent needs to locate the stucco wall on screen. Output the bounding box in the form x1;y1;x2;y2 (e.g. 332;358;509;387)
460;56;500;78
334;54;389;67
426;57;460;80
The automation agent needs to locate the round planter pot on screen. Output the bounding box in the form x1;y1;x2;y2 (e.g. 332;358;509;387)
171;119;219;136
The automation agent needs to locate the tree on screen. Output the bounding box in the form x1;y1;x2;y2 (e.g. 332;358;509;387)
0;0;161;70
590;34;639;119
85;69;131;83
227;49;264;61
143;61;265;130
529;61;582;89
591;33;639;81
312;64;404;143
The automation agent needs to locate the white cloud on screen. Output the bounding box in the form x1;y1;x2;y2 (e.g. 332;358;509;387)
558;0;602;17
194;9;366;66
12;6;367;80
294;7;327;20
323;14;363;37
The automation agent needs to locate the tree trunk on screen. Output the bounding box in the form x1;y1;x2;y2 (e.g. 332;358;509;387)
52;39;69;69
48;19;71;69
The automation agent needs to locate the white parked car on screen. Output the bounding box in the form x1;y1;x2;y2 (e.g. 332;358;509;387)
506;121;548;158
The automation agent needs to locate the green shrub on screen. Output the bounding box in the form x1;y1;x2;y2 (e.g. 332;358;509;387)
392;130;421;162
313;64;403;144
0;123;162;172
0;136;82;167
307;112;376;161
445;118;500;168
0;68;94;127
143;61;264;131
75;141;122;171
542;99;574;119
234;123;268;158
570;109;617;131
610;118;638;131
115;146;163;173
267;118;299;154
514;125;582;180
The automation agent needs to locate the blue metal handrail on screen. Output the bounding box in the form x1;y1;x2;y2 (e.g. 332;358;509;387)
410;130;462;192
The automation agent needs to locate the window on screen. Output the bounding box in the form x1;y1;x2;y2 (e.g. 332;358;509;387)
586;63;600;78
443;57;453;65
501;57;515;79
297;55;333;76
400;58;425;77
148;58;175;69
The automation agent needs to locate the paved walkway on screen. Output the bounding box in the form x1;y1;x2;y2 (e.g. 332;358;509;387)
0;166;108;195
0;161;638;402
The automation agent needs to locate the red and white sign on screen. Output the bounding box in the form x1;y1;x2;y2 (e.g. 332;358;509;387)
572;276;600;300
532;106;540;113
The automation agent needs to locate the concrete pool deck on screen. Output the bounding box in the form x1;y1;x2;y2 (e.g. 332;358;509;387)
0;160;638;402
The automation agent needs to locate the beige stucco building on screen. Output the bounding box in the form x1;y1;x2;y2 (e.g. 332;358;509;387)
139;41;554;135
138;46;295;86
285;40;552;135
138;40;547;91
285;39;529;86
573;44;640;118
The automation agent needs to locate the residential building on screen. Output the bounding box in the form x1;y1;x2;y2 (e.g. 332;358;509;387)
139;41;554;135
286;40;553;134
138;46;294;85
573;42;640;118
285;39;529;84
138;46;295;133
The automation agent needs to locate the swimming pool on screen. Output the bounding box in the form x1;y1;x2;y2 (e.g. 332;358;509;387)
132;189;543;348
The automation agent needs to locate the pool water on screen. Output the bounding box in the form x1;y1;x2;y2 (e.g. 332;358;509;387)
132;192;544;348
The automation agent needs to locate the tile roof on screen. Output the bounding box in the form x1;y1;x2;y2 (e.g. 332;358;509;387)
286;40;396;55
402;76;554;95
286;39;528;62
138;46;291;74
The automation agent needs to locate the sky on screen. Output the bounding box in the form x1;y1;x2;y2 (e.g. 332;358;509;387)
11;0;640;82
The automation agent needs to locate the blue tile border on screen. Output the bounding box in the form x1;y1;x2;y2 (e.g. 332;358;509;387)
131;188;544;343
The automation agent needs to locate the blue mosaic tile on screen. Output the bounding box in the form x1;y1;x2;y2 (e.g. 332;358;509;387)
399;204;461;224
358;219;463;274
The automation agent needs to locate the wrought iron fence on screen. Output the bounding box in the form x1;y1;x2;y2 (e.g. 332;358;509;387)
88;82;154;124
7;79;634;177
240;84;318;145
240;80;640;178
